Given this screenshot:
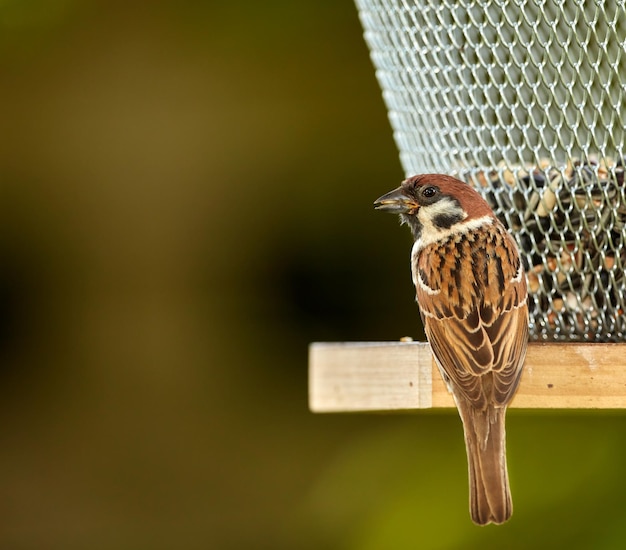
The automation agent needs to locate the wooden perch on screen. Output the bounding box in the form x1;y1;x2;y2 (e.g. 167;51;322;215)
309;342;626;412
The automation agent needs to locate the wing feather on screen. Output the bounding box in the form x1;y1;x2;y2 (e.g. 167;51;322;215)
415;224;528;409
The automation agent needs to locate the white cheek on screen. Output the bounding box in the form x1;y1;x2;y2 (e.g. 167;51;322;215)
419;197;461;222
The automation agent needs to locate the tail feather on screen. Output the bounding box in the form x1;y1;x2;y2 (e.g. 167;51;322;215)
457;401;511;525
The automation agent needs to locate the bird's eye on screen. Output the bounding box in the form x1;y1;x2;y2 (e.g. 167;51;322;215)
422;186;437;198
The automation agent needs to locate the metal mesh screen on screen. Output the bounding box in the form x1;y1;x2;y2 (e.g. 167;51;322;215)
356;0;626;341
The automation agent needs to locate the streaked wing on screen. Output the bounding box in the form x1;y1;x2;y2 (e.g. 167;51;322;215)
415;225;528;409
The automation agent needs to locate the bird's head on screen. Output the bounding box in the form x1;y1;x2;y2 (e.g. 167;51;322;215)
374;174;495;243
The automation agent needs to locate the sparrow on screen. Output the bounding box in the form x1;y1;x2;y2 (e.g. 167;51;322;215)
374;174;528;525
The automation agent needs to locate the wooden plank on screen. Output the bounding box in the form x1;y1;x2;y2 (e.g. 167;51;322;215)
308;342;432;412
309;342;626;412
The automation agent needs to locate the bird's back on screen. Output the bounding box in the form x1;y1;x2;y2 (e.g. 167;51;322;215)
412;219;529;409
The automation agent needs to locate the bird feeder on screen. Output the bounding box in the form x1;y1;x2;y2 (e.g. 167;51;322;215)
310;0;626;411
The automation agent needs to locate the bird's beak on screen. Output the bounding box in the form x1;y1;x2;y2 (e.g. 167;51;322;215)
373;187;418;214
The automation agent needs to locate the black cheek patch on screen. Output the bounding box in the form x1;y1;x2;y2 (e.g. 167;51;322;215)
433;212;464;229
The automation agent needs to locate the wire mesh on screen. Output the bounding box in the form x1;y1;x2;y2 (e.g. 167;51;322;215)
356;0;626;341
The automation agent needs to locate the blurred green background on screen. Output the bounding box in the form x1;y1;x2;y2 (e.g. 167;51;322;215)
1;1;626;549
